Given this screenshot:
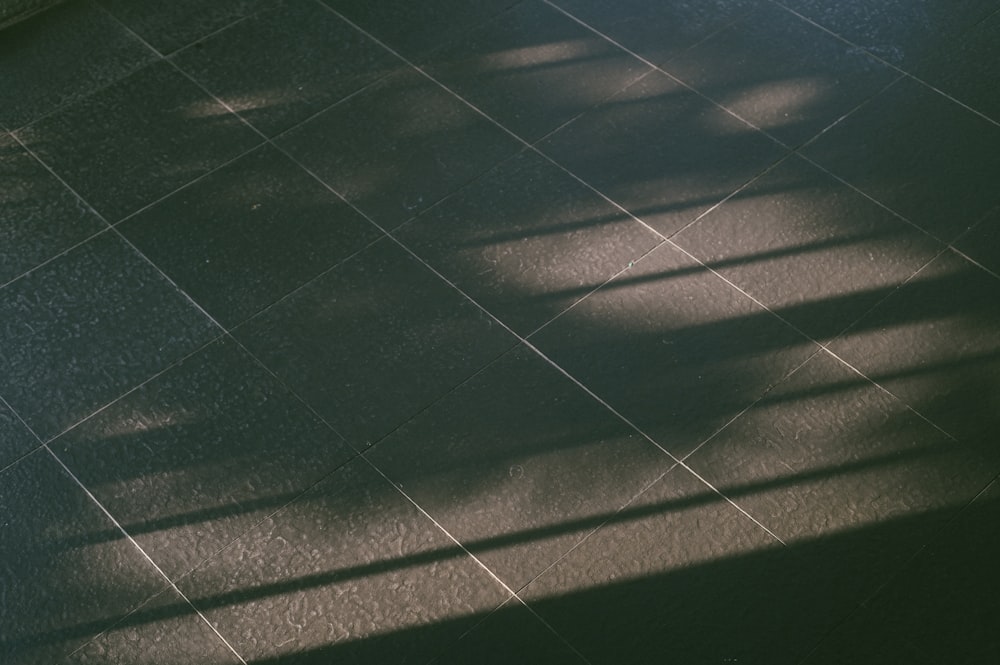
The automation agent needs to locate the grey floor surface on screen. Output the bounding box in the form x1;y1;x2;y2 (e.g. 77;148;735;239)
1;1;999;663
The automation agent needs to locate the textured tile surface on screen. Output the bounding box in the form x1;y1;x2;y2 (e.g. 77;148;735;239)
827;250;1000;446
97;0;277;54
804;478;1000;664
171;1;401;137
539;71;787;237
66;588;241;665
0;451;167;665
0;133;106;286
663;3;898;146
549;0;758;66
776;0;999;66
0;399;37;470
368;345;672;589
321;0;519;60
15;61;261;223
0;232;218;441
673;155;944;340
687;350;995;550
530;241;816;458
802;76;1000;242
177;459;511;665
118;144;381;328
954;207;1000;277
52;338;356;579
432;600;587;665
234;239;517;448
278;68;522;230
0;0;154;129
421;0;650;142
396;149;661;335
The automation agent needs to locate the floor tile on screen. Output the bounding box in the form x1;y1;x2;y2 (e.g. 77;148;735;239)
177;458;511;665
51;337;356;579
367;344;672;590
549;0;758;66
66;587;241;665
396;149;661;335
538;70;787;237
0;133;106;286
0;0;155;130
0;450;167;665
420;0;650;142
96;0;277;54
686;350;995;551
954;207;1000;277
0;399;37;470
673;155;943;340
805;477;1000;665
171;1;402;137
802;76;1000;242
852;477;1000;663
233;238;517;448
118;144;381;329
827;249;1000;447
432;599;587;665
913;10;1000;124
320;0;519;60
521;465;806;665
15;60;262;223
662;3;898;147
529;241;815;458
0;232;218;441
277;68;522;230
776;0;998;66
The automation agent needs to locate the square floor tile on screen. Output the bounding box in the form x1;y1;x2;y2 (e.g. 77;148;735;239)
673;155;943;340
686;350;995;549
15;61;261;223
277;68;522;230
828;249;1000;446
0;232;218;441
0;451;167;665
171;1;402;137
521;465;810;665
954;206;1000;277
177;459;510;664
662;3;898;147
0;1;155;130
529;241;815;458
234;238;517;448
433;599;587;665
549;0;758;66
803;77;1000;242
804;478;1000;665
538;70;787;237
0;399;37;470
367;345;672;589
396;149;661;335
0;133;106;286
777;0;998;66
96;0;277;54
118;144;381;328
420;0;650;142
321;0;519;60
914;10;1000;124
52;337;356;579
66;587;241;665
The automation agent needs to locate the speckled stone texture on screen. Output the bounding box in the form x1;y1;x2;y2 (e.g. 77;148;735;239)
1;1;998;662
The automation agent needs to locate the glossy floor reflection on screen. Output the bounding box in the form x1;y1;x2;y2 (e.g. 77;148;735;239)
1;1;999;663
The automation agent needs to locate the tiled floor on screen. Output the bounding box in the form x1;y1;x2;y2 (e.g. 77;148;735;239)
2;1;999;663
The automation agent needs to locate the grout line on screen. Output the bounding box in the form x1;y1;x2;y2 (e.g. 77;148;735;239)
42;445;249;664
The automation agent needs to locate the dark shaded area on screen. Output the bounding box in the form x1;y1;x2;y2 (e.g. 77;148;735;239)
1;1;998;664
